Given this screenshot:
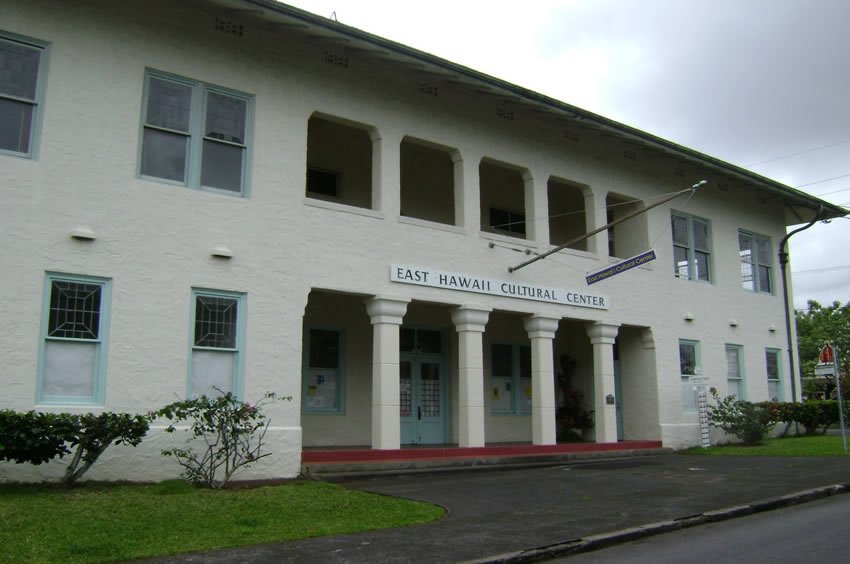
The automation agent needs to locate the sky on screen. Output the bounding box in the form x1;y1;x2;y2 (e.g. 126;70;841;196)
285;0;850;309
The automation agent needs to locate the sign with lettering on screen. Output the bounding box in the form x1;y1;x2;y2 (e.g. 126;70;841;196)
390;265;609;310
585;250;657;286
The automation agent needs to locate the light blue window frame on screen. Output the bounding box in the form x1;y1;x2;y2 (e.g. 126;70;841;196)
0;31;50;159
765;348;783;401
302;327;346;414
188;288;246;399
138;69;253;196
679;339;700;412
725;344;745;400
738;230;774;294
491;343;532;415
37;273;111;406
671;210;712;283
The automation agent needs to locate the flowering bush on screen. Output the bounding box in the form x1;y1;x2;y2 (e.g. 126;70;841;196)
708;389;776;445
153;391;286;488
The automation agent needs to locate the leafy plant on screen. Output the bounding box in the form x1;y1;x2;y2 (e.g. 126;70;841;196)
0;410;149;485
707;389;776;445
154;391;286;488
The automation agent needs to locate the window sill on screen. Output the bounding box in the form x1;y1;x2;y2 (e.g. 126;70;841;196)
303;197;384;219
398;215;466;235
479;230;539;249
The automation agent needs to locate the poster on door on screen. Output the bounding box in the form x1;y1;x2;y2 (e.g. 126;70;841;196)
306;368;338;409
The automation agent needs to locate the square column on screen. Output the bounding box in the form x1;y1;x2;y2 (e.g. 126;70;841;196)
586;322;620;443
585;189;609;256
364;297;409;450
523;315;561;445
451;306;492;447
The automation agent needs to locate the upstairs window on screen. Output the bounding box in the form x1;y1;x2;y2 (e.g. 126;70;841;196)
0;33;47;158
140;71;251;195
671;211;712;282
489;207;526;237
739;231;773;293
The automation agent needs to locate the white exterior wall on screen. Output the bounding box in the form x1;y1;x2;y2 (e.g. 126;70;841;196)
1;0;797;480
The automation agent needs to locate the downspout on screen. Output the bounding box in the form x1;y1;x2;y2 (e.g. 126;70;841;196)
778;204;824;402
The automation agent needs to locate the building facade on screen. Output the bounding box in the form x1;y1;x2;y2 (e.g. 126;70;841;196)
1;0;844;481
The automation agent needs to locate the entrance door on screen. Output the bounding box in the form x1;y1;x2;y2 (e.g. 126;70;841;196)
400;358;445;444
614;360;624;440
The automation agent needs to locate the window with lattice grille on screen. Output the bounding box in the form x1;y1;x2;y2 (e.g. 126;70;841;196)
190;289;244;398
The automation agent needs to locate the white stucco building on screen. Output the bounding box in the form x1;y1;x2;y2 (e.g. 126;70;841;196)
1;0;845;481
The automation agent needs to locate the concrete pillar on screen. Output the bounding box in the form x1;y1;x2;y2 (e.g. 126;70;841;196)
364;297;409;449
585;188;609;256
523;315;560;445
458;152;482;232
586;322;621;443
451;306;491;447
371;129;402;217
523;170;548;244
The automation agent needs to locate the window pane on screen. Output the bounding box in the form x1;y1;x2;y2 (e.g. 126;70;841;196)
194;296;238;348
766;351;779;380
191;349;234;398
309;329;339;369
307;168;339;197
400;328;415;353
0;39;41;100
420;363;440;417
756;237;770;264
758;265;771;293
681;378;697;409
695;251;710;281
740;257;754;290
146;77;191;132
768;381;780;402
201;139;243;192
0;97;33;153
492;344;513;377
692;219;709;251
671;215;689;246
416;329;442;354
43;340;96;397
674;245;690;278
400;361;412;416
726;347;740;379
205;92;246;144
679;343;696;375
141;128;187;182
48;281;101;340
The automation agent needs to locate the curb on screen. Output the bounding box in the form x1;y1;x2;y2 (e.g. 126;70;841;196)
472;483;850;563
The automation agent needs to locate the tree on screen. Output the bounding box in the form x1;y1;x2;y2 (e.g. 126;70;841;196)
795;300;850;400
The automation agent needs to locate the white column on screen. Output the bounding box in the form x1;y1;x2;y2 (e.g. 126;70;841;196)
585;188;609;256
371;129;402;217
364;297;409;450
523;315;560;445
586;322;620;443
451;306;491;447
523;170;547;243
458;151;482;232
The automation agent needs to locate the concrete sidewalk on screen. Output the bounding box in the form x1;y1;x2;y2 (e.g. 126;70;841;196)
152;454;850;563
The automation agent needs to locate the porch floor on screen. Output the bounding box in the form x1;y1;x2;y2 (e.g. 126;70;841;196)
301;441;667;478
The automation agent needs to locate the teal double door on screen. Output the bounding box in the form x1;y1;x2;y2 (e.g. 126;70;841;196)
399;327;447;445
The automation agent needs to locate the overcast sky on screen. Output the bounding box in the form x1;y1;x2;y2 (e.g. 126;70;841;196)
287;0;850;309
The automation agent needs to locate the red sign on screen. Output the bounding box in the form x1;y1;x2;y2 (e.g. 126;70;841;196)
820;344;835;365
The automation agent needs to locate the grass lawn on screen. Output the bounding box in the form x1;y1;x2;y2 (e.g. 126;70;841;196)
682;434;850;456
0;479;444;563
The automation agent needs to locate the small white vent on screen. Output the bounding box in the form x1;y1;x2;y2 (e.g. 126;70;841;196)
496;108;514;121
324;51;349;68
214;18;243;37
417;82;438;96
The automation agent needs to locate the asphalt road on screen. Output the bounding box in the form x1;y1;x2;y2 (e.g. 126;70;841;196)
559;494;850;563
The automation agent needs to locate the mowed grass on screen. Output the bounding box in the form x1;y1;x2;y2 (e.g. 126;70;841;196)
0;479;444;563
683;434;850;456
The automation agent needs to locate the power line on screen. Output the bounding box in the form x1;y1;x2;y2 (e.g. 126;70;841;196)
792;265;850;275
795;172;850;189
746;138;850;168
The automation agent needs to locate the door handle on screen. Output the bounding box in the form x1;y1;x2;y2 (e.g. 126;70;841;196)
418;406;422;420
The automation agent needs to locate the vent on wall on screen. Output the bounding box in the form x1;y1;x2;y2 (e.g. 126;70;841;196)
417;82;438;96
215;17;244;37
496;108;514;121
324;51;349;68
623;150;637;161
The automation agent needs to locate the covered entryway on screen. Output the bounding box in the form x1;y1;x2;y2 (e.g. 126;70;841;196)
400;327;448;444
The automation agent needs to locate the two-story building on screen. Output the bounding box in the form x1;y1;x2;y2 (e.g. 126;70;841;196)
1;0;845;481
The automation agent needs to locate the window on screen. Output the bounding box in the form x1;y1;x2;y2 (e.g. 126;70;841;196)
765;349;782;401
38;274;111;405
671;211;711;282
739;231;773;293
303;328;344;413
489;207;526;237
306;167;340;199
0;32;47;158
490;344;531;414
679;340;699;410
140;70;251;194
726;345;744;399
190;289;245;398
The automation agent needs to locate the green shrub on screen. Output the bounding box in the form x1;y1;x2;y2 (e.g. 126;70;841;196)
153;391;287;489
708;390;777;445
0;410;149;485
